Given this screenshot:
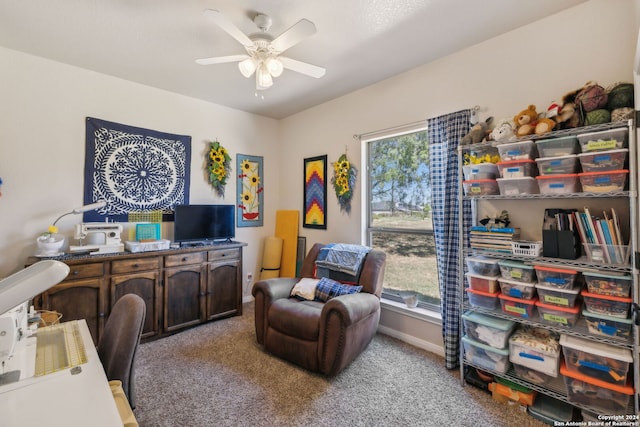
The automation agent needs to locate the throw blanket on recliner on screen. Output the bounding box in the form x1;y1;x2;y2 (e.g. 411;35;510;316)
315;243;371;278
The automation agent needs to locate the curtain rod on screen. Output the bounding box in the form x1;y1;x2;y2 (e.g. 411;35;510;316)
353;106;480;142
353;120;427;142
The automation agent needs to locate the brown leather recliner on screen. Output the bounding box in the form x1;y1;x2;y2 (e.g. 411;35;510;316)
252;243;386;376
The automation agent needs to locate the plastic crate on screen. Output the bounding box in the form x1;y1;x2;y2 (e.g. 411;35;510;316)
583;309;632;338
560;334;632;386
462;311;516;349
510;241;542;256
578;169;628;193
509;327;561;377
535;300;580;327
581;290;632;319
496;159;537;178
535;154;579;175
583;271;632;297
534;282;580;307
577;148;628;172
498;259;536;282
497;277;536;300
462;335;510;374
497;140;537;161
463;163;499;181
499;294;536;319
496;177;539;195
536;173;581;194
577;128;628;153
533;265;578;290
463;179;499;196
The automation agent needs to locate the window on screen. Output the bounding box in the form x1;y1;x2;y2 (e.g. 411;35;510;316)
365;126;440;310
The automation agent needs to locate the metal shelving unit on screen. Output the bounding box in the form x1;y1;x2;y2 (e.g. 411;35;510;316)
457;120;639;416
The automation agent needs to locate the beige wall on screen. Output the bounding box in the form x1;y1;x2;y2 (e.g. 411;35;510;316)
0;0;638;352
0;48;281;298
279;0;638;351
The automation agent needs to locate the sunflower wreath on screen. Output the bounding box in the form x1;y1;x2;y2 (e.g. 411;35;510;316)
331;153;357;214
207;140;232;197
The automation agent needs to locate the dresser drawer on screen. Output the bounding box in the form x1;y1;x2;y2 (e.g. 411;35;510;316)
165;251;206;267
111;257;161;274
208;248;241;262
65;262;106;280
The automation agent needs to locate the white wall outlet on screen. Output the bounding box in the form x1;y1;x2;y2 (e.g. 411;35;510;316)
246;273;253;283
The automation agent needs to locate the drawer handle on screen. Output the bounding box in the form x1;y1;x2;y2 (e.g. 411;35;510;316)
133;263;139;268
182;257;188;262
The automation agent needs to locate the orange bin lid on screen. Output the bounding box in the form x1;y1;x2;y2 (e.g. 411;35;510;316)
534;265;577;274
581;289;632;303
560;360;634;395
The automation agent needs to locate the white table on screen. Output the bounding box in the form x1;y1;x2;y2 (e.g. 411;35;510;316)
0;320;122;426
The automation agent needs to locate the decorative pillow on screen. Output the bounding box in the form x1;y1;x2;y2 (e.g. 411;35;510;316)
314;277;362;302
290;278;319;301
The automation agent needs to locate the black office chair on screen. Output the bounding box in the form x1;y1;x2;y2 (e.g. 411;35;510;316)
97;293;146;409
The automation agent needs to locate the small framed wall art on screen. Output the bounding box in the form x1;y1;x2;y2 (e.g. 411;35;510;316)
237;154;264;227
303;155;327;229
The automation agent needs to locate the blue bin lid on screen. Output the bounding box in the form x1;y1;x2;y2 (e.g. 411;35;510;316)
462;311;516;331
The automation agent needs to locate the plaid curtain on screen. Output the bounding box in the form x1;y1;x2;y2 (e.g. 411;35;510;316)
428;109;472;369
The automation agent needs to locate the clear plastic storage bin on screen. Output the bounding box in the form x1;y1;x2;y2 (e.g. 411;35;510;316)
533;265;577;289
560;334;632;386
577;148;628;172
496;177;539;195
498;294;536;319
535;135;579;157
496;140;537;161
581;290;632;319
535;155;579;175
583;271;632;297
496;159;537;178
465;272;500;293
463;179;499;196
465;288;500;310
462;163;499;181
578;169;628;193
536;173;580;194
462;335;511;374
534;282;581;307
462;311;516;349
583;309;633;338
513;363;555;385
498;260;535;283
509;327;561;377
577;128;628;153
466;256;501;276
560;361;634;415
497;277;536;300
535;301;580;327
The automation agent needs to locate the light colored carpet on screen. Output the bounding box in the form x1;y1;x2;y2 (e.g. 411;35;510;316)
134;302;547;427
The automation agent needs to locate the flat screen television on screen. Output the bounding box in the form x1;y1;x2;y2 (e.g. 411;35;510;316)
173;204;235;245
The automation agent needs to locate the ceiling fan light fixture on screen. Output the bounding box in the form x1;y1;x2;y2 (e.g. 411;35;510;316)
264;56;283;77
256;64;273;90
238;58;257;78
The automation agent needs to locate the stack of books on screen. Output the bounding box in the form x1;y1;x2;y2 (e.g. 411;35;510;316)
572;207;627;264
470;226;520;253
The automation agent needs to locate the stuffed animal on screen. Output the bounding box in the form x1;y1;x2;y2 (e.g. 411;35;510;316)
489;118;516;143
535;117;555;135
513;105;538;137
460;117;493;145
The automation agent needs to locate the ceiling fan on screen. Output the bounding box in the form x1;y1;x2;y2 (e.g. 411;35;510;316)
196;9;326;91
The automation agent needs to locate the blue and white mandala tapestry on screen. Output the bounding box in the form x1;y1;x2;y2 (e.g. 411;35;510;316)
83;117;191;222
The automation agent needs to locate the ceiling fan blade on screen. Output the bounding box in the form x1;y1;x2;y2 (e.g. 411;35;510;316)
279;56;326;78
195;54;249;65
270;19;317;53
204;9;253;47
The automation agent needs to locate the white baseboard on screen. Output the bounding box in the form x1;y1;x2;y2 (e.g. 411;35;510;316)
376;324;445;358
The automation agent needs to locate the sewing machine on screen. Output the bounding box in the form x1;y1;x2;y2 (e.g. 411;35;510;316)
0;260;69;386
69;222;124;255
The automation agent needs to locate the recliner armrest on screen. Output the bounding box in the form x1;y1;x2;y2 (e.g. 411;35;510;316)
251;277;298;301
321;292;380;325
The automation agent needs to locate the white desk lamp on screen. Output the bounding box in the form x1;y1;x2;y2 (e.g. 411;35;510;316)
36;201;107;256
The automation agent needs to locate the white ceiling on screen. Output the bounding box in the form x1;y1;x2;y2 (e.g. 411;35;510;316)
0;0;587;119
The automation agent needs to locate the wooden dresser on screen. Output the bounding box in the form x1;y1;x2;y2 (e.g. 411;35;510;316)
27;242;246;345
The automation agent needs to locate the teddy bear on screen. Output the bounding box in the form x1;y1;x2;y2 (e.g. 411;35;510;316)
513;105;538;137
460;117;493;145
489;118;516;143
